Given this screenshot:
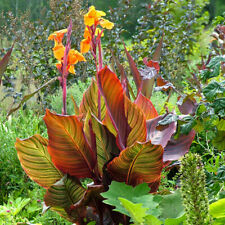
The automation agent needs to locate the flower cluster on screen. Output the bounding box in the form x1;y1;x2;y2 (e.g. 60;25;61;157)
48;29;85;74
80;5;114;54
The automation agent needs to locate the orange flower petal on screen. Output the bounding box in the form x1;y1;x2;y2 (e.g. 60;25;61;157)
53;44;65;60
84;5;106;27
100;19;114;29
48;29;68;44
68;65;75;74
80;38;91;54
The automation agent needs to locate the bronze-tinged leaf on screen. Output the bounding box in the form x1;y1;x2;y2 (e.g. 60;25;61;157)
15;134;63;188
123;42;142;92
156;76;174;91
79;79;106;119
107;141;164;186
91;115;120;176
0;44;13;83
146;115;177;148
97;66;131;150
135;93;158;120
177;95;197;115
43;109;96;178
125;95;147;146
163;130;195;162
44;175;86;223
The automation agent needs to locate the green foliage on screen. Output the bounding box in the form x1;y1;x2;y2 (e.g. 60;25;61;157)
132;0;209;88
180;153;212;225
102;181;186;225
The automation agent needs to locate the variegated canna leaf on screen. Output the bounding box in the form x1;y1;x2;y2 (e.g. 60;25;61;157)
146;115;177;148
15;134;63;188
79;79;106;119
91;115;120;176
44;175;86;222
97;66;131;149
163;130;195;162
43;109;96;178
135;93;158;120
107;141;164;186
125;96;147;146
98;66;147;149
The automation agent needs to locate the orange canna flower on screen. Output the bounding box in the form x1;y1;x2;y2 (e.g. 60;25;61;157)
48;29;68;46
80;37;91;54
99;19;114;29
53;44;65;61
84;6;106;27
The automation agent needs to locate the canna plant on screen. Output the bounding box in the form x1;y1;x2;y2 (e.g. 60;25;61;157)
15;6;195;225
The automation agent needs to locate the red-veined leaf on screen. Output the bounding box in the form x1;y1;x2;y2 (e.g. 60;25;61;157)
123;42;142;93
135;93;158;120
0;44;14;84
79;79;106;119
163;130;195;162
152;35;163;61
91;115;120;176
43;109;96;178
71;95;79;115
44;175;86;223
97;66;131;149
146;115;177;148
107;141;163;186
15;134;63;188
125;95;147;146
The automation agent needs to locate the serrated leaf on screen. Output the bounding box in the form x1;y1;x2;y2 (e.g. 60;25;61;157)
135;93;158;120
210;198;225;219
43;109;96;178
15;134;63;188
107;142;163;185
118;197;148;224
159;190;184;220
203;82;225;101
101;181;151;216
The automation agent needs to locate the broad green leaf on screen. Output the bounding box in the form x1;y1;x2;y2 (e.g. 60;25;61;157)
91;115;120;176
118;197;148;224
212;131;225;150
158;190;184;220
146;115;176;148
97;66;131;149
212;98;225;114
203;82;225;101
44;175;85;222
43;109;96;178
79;79;106;119
144;215;162;225
164;214;186;225
210;198;225;219
217;119;225;131
15;134;63;188
101;181;150;216
212;217;225;225
107;141;163;185
180;116;197;135
135;93;158;120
